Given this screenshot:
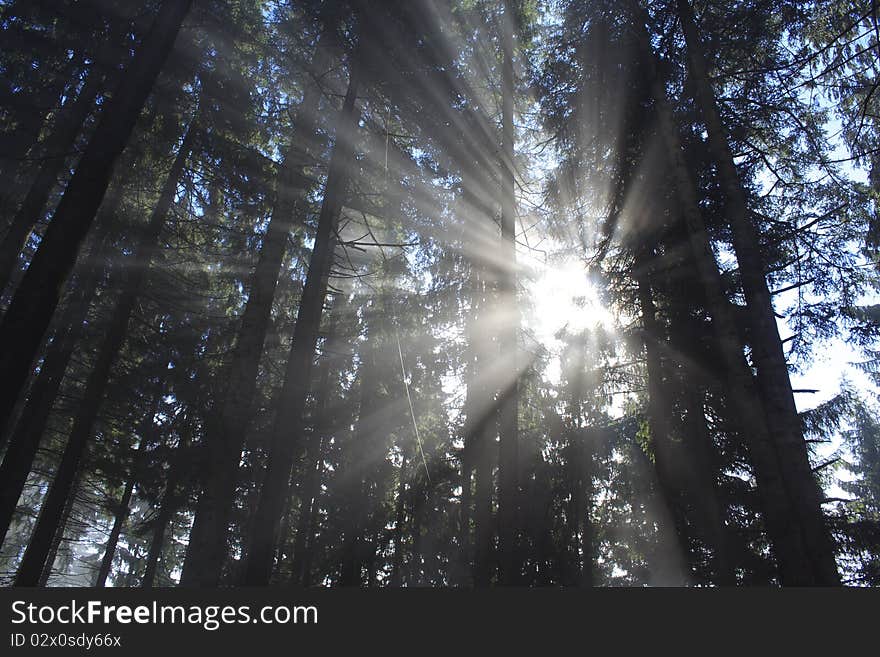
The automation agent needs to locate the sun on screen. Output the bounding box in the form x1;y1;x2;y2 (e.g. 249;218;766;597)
524;257;615;348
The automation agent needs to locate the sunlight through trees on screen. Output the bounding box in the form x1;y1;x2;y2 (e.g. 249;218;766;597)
0;0;879;587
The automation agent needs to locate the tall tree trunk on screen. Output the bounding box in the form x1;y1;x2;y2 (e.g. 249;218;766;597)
94;478;135;587
632;8;832;586
299;431;328;588
497;0;520;587
563;336;596;587
14;125;194;586
409;483;426;586
140;493;172;588
561;440;579;586
339;300;384;588
287;432;327;586
390;449;409;587
289;298;343;586
457;265;483;586
0;49;73;219
474;417;495;589
675;0;839;585
142;431;190;588
470;267;495;587
0;66;106;294
634;247;694;585
37;470;82;587
241;59;361;586
457;363;475;586
95;402;160;588
0;0;192;436
273;483;298;578
366;529;381;588
179;29;332;588
662;215;739;585
678;367;738;585
576;429;595;587
0;181;125;548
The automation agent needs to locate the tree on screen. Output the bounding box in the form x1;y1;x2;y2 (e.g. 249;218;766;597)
0;0;193;435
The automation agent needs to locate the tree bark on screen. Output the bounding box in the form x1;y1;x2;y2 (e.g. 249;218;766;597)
0;0;192;436
36;470;82;587
0;47;73;220
576;429;595;587
632;7;832;585
390;449;409;587
497;0;520;586
299;431;328;588
561;336;596;587
94;478;135;587
14;125;194;586
675;0;839;585
95;405;159;588
660;212;740;585
179;28;332;588
678;367;738;585
142;431;190;588
0;65;106;294
457;420;473;586
339;298;386;587
241;60;361;586
0;181;125;548
286;432;327;587
289;298;343;586
471;269;495;588
634;248;694;585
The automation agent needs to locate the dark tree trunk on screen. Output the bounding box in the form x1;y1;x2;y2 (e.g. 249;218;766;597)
474;421;495;589
675;0;839;586
273;484;298;579
290;299;343;587
456;265;483;586
241;60;361;586
390;449;409;587
497;0;520;587
677;366;738;585
0;67;106;294
366;530;381;588
632;9;832;586
0;51;73;219
0;0;192;436
561;440;579;586
299;431;328;588
562;336;596;587
470;267;495;588
661;217;739;585
142;432;190;588
179;29;332;588
14;125;194;586
409;483;426;586
140;492;172;588
0;181;125;548
94;477;135;587
37;471;82;587
457;386;474;587
95;401;160;588
634;247;692;585
576;430;595;587
339;302;383;588
287;432;326;587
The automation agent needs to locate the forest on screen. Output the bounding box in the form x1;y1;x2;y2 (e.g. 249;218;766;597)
0;0;878;588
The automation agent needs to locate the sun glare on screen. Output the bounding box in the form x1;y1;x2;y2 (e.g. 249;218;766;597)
526;257;616;348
